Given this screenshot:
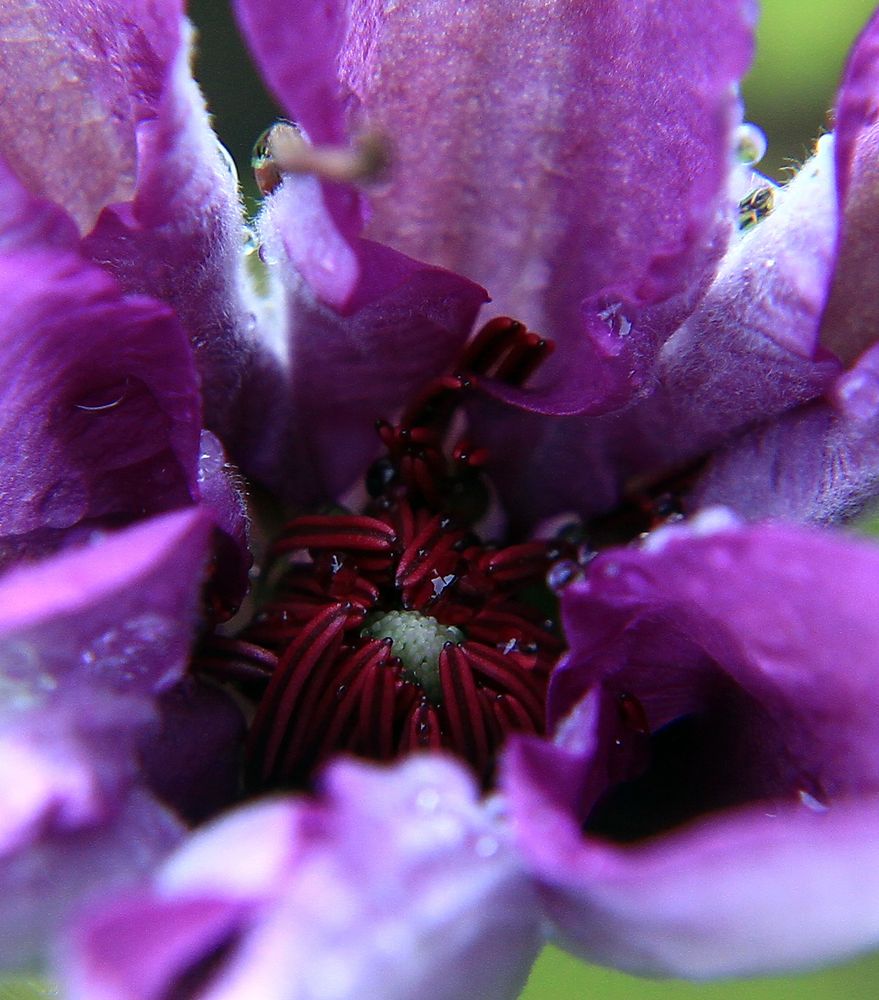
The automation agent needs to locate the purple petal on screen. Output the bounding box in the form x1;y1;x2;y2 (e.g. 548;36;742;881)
238;177;486;504
0;0;179;233
468;140;841;527
0;689;183;971
237;0;755;413
506;737;879;978
690;344;879;523
0;508;212;695
820;9;879;364
139;678;245;824
503;516;879;976
81;20;257;437
63;755;541;1000
0;249;201;555
195;431;252;621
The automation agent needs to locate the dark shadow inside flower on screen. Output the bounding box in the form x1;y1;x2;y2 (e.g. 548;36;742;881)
552;622;831;846
161;928;243;1000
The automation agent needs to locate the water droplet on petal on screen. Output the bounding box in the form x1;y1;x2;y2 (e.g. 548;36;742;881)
547;559;580;593
474;834;499;858
415;786;441;813
798;788;829;813
735;123;767;165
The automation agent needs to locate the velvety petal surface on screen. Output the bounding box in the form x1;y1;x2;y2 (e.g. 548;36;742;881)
239;176;486;505
0;688;183;970
819;9;879;365
503;515;879;977
81;19;258;437
469;140;841;527
0;249;201;559
63;755;541;1000
0;0;179;233
689;384;879;525
236;0;755;414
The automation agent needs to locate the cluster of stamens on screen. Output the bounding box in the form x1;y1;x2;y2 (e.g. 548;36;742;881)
199;319;567;789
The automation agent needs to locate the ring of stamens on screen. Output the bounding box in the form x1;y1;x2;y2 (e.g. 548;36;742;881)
198;317;567;789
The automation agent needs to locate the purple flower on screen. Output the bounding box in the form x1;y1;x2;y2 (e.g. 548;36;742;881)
503;511;879;978
3;0;879;996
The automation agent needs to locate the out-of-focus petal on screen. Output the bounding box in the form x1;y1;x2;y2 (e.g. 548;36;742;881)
0;508;212;695
503;516;879;977
506;736;879;979
139;678;245;824
0;695;181;967
0;0;179;234
63;755;541;1000
820;9;879;364
239;177;486;505
0;250;201;559
236;0;756;414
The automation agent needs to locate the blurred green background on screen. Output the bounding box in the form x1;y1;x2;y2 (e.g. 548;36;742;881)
182;1;879;999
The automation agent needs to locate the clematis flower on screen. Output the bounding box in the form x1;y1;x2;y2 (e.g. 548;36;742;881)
3;0;879;996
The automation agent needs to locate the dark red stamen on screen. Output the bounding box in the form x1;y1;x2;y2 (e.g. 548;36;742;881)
198;316;566;789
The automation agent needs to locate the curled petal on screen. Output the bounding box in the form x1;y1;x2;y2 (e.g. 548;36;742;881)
237;0;756;414
506;736;879;979
0;250;201;558
239;176;486;505
821;9;879;364
503;517;879;976
81;20;258;437
63;755;541;1000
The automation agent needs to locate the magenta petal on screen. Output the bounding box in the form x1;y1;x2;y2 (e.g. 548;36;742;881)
0;509;212;695
63;756;541;1000
0;249;201;554
237;0;756;413
81;22;257;436
241;179;486;504
468;142;841;527
503;517;879;976
820;9;879;365
506;737;879;978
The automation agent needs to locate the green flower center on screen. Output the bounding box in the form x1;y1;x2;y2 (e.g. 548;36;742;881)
362;610;464;702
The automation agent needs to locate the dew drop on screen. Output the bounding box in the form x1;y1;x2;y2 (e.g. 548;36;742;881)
547;559;579;593
416;786;441;813
474;834;499;858
735;123;767;166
